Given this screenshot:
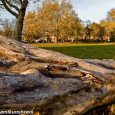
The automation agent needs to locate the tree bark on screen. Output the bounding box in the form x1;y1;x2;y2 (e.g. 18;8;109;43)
43;32;45;43
55;35;58;44
0;35;115;115
14;7;27;41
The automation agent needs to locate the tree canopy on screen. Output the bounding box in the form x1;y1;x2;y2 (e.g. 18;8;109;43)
23;0;82;43
100;8;115;41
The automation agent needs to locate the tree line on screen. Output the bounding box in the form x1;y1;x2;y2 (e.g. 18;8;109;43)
0;0;115;43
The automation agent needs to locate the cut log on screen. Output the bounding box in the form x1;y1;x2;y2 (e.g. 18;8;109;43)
0;35;115;115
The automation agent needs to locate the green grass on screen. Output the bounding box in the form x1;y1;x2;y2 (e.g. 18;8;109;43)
31;43;115;60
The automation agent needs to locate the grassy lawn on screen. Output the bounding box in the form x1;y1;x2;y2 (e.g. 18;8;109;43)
30;42;115;60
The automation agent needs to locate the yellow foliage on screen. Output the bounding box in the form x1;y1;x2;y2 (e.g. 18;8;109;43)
100;8;115;37
100;20;113;36
23;0;81;41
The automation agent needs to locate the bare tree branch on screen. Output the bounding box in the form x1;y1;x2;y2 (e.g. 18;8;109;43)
19;0;22;5
1;0;18;18
4;0;19;12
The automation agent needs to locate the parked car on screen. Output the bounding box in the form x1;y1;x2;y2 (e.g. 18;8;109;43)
38;39;43;43
34;39;43;43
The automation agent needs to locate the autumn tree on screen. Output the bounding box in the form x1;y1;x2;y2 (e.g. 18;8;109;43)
23;11;41;42
89;22;105;42
58;0;82;41
36;0;54;43
90;22;99;38
107;8;115;41
100;8;115;41
82;20;92;41
100;20;113;41
107;8;115;23
98;25;105;42
0;0;40;41
49;0;81;43
72;19;83;42
23;0;82;43
23;0;54;43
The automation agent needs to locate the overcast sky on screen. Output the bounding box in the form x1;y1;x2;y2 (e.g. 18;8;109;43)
1;0;115;23
72;0;115;23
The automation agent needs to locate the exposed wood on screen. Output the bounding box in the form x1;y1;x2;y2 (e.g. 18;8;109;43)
0;36;115;115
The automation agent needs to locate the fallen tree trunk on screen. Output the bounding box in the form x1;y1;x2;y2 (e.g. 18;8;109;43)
0;35;115;115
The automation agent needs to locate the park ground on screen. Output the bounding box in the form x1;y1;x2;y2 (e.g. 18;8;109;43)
30;42;115;60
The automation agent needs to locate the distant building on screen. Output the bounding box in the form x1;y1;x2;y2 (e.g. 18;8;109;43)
103;35;110;41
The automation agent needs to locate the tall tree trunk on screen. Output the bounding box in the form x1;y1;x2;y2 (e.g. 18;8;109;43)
55;35;58;44
43;32;45;43
75;37;78;42
55;25;59;44
85;36;86;42
14;9;26;41
101;35;104;43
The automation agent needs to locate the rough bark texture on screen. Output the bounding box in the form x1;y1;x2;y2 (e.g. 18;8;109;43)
14;1;28;41
0;35;115;115
15;8;26;41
